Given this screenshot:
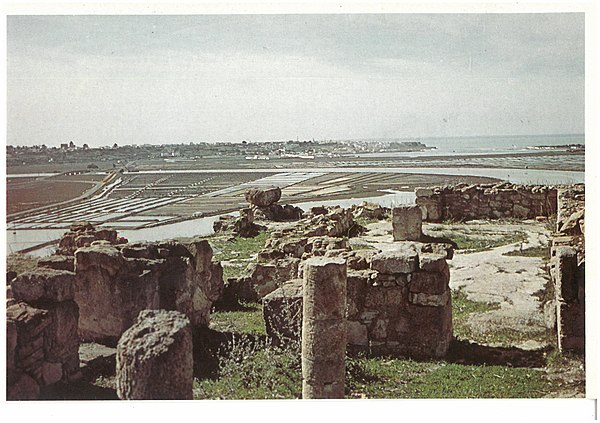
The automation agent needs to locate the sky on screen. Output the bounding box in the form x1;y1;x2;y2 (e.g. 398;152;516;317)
6;13;585;147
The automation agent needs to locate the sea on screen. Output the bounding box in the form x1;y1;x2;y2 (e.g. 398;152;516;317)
353;133;584;157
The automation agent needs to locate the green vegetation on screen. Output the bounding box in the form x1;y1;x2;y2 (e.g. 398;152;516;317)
194;346;550;399
194;342;302;400
6;253;38;275
351;243;375;251
449;231;528;252
347;357;549;398
209;232;268;261
355;216;381;227
221;263;247;281
451;289;554;346
452;289;501;342
210;302;266;336
504;245;550;259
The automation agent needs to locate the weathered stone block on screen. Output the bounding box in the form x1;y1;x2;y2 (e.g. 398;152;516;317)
116;310;193;400
7;302;50;342
41;361;63;386
370;245;418;274
409;269;449;295
418;253;447;272
553;247;578;302
392;205;422;241
302;257;346;399
7;372;40;401
408;290;450;307
302;257;347;320
43;301;80;364
245;186;282;207
37;255;75;272
346;270;369;319
11;269;76;303
347;321;368;346
7;319;18;383
263;279;303;346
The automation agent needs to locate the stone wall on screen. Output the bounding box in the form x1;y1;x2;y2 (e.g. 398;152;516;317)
416;183;557;222
55;222;124;256
7;268;81;400
264;241;453;359
225;206;362;303
550;185;585;353
73;240;223;344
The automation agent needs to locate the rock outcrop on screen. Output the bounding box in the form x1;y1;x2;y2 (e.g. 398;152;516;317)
245;186;282;207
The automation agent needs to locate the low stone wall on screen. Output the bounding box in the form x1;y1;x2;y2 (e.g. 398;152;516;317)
416;183;557;222
263;241;453;359
7;268;81;400
550;185;585;353
73;240;223;344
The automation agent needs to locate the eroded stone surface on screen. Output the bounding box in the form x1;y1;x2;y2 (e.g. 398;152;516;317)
73;239;223;343
302;258;347;399
116;310;193;400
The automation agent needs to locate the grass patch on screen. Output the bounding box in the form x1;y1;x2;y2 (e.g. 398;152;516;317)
194;344;302;399
449;231;528;252
195;348;551;399
452;288;501;342
351;243;375;251
221;263;247;281
7;253;38;275
481;327;555;347
210;302;266;336
209;232;268;261
504;245;550;259
347;357;550;398
451;289;554;346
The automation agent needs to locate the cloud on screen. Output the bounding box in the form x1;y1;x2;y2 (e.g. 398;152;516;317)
7;14;585;146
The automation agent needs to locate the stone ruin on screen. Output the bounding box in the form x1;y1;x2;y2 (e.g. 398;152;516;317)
54;221;126;256
6;224;224;399
225;205;365;304
301;258;347;399
7;269;81;399
264;236;454;359
417;182;585;355
550;185;585;353
5;181;585;400
416;183;557;221
213;186;304;237
75;240;222;344
116;310;193;400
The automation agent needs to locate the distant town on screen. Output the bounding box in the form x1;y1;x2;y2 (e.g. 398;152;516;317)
6;139;433;167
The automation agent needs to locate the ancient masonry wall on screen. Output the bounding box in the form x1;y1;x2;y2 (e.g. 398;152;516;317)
550;185;585;353
7;268;81;400
72;239;223;344
264;241;453;359
415;183;557;222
